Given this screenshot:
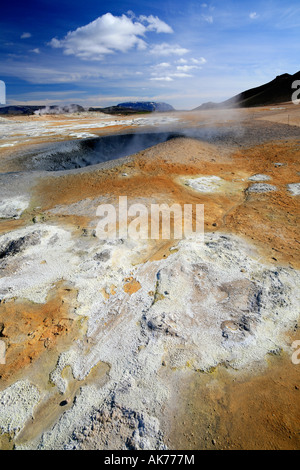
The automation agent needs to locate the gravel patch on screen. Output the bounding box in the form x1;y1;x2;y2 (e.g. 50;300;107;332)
246;183;277;193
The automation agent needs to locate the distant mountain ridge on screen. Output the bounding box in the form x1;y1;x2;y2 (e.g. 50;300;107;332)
0;105;41;116
89;101;175;115
116;101;175;112
194;71;300;110
0;101;175;116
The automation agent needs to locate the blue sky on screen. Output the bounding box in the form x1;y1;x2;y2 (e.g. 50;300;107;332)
0;0;299;109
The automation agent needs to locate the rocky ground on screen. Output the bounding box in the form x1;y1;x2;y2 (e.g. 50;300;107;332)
0;103;299;450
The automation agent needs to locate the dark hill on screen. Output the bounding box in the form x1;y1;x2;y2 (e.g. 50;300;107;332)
194;71;300;110
0;105;40;116
0;104;85;116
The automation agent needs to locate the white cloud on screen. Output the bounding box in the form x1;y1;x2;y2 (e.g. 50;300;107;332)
150;76;173;81
150;43;189;56
155;62;171;68
176;58;188;64
171;72;193;78
176;65;199;72
202;15;214;23
151;56;205;82
249;12;259;19
50;13;147;60
150;71;193;81
30;48;40;54
49;13;173;61
139;15;173;33
21;32;32;39
191;57;207;64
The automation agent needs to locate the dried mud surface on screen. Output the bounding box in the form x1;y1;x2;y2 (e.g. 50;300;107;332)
0;105;299;450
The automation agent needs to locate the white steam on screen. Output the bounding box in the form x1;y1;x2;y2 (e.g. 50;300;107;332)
34;104;84;116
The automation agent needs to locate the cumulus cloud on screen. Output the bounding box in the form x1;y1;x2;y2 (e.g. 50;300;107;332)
249;12;259;19
176;58;188;64
154;62;171;68
49;13;173;60
150;76;173;81
151;55;206;83
191;57;207;64
171;72;193;78
30;48;40;54
150;71;193;82
139;14;173;33
150;42;189;56
176;65;199;72
21;32;32;39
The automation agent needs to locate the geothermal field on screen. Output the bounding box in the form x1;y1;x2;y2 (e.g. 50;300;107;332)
0;103;299;450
